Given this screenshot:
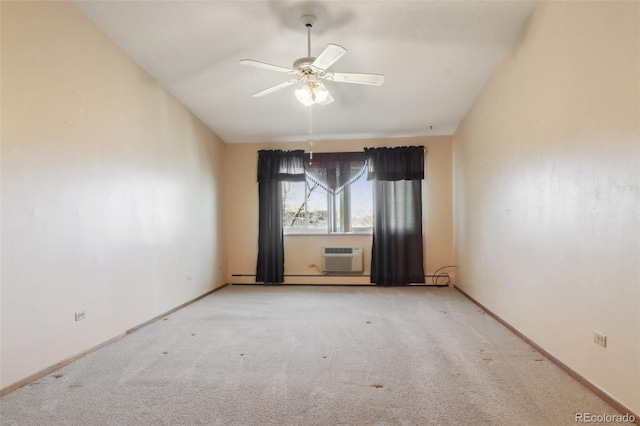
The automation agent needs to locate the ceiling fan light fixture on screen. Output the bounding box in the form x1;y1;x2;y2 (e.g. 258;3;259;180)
318;90;334;106
312;81;330;104
295;81;333;106
294;84;315;106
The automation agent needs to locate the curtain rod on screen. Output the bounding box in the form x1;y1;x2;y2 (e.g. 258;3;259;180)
257;147;427;157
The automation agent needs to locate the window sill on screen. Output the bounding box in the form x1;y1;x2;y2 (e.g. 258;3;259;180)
284;231;373;237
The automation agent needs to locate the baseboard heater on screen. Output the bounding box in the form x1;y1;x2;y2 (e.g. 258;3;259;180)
322;247;364;273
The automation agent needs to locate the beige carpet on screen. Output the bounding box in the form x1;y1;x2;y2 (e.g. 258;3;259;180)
0;285;625;425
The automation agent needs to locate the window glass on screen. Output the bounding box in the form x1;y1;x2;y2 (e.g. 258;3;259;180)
306;182;328;229
351;171;373;229
283;166;372;234
282;181;306;229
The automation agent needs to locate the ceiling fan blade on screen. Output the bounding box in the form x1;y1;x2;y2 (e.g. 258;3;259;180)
251;79;299;97
324;72;385;86
240;59;296;74
311;44;347;71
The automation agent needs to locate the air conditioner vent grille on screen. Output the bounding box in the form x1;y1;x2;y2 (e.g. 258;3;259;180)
322;247;364;273
324;247;354;254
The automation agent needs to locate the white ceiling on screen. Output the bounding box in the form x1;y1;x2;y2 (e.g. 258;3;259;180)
73;1;537;144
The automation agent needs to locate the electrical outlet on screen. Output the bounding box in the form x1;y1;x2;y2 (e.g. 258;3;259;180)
593;331;606;348
75;311;86;322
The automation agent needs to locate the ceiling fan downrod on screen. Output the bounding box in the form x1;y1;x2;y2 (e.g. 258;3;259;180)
302;15;316;58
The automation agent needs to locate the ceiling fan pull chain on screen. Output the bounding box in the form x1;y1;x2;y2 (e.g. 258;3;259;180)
308;105;313;160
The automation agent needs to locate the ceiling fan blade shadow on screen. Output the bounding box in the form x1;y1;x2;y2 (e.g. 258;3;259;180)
251;79;300;97
311;44;347;71
324;72;385;86
240;59;296;74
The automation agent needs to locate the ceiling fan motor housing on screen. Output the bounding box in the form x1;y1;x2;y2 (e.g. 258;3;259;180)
294;57;319;75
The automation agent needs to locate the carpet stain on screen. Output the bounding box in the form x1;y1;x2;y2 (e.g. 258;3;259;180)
68;383;82;390
366;321;371;324
322;356;327;359
371;384;384;389
479;349;485;353
240;353;245;357
440;311;447;314
482;358;493;363
162;318;168;321
534;358;544;362
161;351;169;355
191;334;195;336
52;374;63;379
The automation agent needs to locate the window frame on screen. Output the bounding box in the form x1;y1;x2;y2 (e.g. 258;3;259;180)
282;173;373;236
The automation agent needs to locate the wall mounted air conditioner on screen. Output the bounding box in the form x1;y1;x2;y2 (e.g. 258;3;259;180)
322;247;364;273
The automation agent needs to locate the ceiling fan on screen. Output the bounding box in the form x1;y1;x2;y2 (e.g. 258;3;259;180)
240;15;385;106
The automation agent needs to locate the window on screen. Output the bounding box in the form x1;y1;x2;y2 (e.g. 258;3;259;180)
282;152;373;234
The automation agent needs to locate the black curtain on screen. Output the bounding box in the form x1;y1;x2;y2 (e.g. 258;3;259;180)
256;150;305;284
364;146;425;285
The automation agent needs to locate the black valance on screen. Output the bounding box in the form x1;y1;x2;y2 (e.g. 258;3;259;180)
257;150;305;183
364;146;425;181
304;151;366;194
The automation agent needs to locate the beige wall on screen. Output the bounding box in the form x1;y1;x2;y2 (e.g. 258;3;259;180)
7;0;635;412
453;1;639;414
225;136;453;285
1;2;227;389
